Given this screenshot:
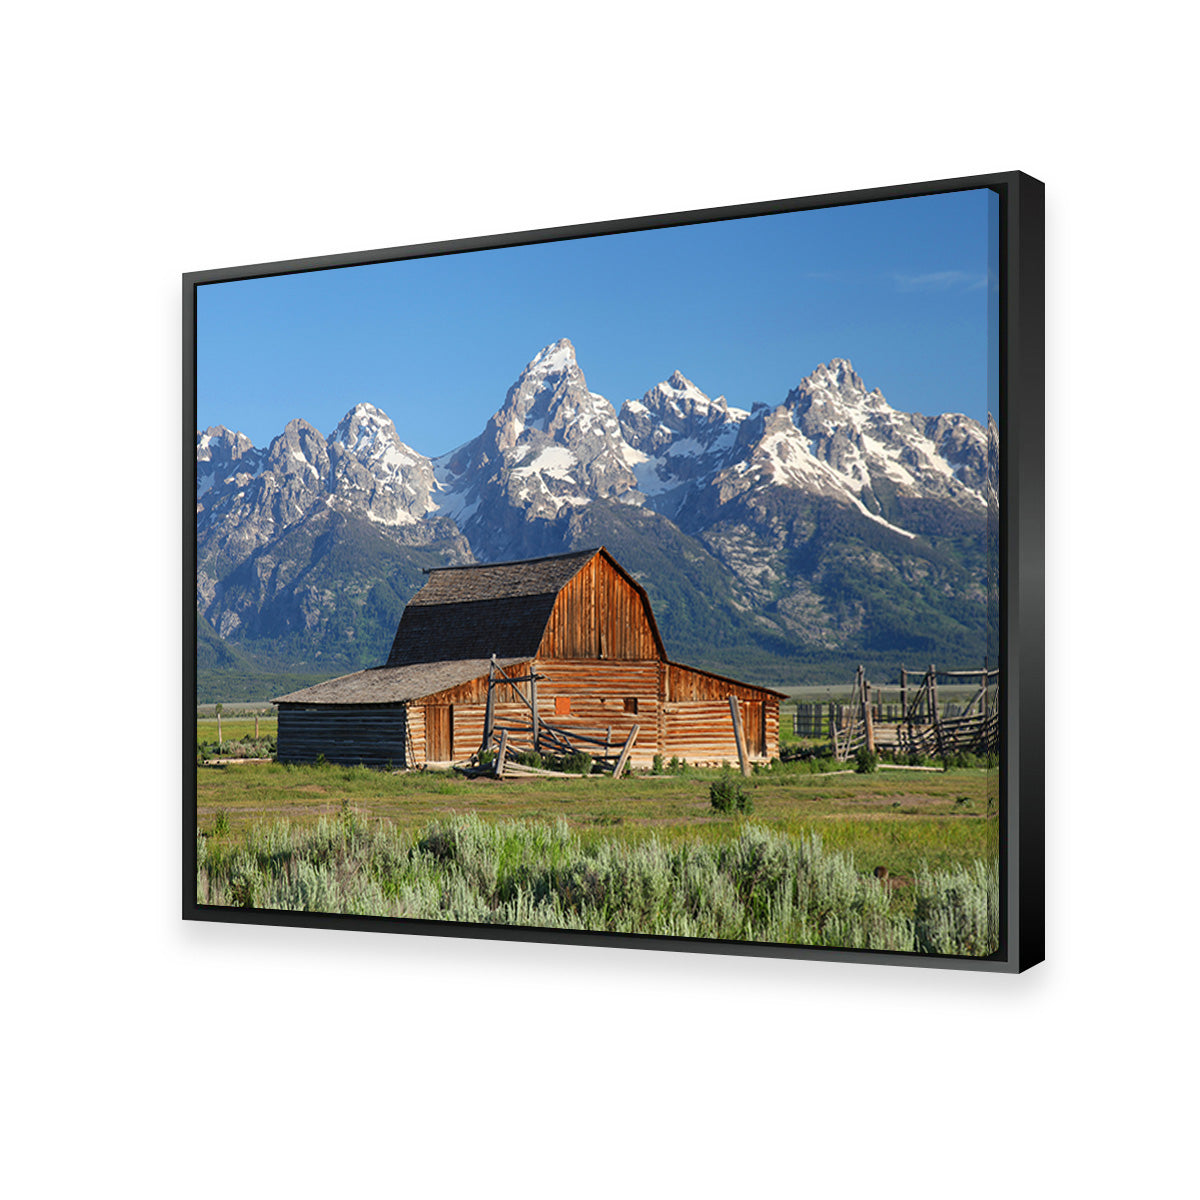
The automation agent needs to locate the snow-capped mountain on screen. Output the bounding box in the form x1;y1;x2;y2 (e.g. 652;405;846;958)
196;426;263;499
618;371;751;514
433;338;639;531
195;410;466;645
784;358;989;507
327;404;439;526
196;339;997;691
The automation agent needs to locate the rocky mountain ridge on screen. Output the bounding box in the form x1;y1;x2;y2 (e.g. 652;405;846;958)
196;339;996;693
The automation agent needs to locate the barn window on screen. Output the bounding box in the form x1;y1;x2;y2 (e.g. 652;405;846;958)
555;696;571;716
624;697;638;713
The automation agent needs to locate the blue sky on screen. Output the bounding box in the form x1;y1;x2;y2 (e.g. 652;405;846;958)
197;188;998;453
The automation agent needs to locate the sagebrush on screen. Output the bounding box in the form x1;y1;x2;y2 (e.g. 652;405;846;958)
197;813;997;955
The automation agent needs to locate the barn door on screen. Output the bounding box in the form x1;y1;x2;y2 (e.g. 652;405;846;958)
741;701;765;757
426;705;453;762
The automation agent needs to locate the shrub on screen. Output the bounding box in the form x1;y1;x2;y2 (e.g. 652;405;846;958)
652;754;664;775
228;861;258;908
562;751;593;776
193;813;997;954
212;809;230;837
710;768;752;813
854;747;878;774
913;860;998;956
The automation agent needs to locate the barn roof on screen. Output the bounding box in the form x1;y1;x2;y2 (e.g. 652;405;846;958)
274;547;782;706
273;657;527;706
404;549;599;606
383;547;665;666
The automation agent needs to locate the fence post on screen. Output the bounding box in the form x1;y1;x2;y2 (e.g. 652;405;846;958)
728;696;751;777
862;674;875;754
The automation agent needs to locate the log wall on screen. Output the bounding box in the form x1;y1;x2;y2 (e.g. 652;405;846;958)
661;700;778;763
526;658;661;765
277;706;408;768
449;701;527;762
406;704;424;766
418;661;532;706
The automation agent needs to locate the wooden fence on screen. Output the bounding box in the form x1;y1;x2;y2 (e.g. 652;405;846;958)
794;700;986;738
461;657;638;777
794;664;1000;761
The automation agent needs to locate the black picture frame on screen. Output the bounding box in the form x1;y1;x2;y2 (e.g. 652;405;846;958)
184;170;1044;972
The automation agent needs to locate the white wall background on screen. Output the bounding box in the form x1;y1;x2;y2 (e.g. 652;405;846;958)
5;3;1194;1196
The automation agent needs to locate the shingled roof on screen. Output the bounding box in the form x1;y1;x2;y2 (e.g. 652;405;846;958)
384;548;602;667
273;657;528;706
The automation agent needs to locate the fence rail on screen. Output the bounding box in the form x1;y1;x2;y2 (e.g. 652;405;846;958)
793;664;1000;761
793;700;986;738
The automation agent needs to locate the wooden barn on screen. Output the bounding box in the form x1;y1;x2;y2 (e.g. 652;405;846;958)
274;547;783;770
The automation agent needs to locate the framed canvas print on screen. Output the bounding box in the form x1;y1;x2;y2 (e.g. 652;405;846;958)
184;171;1044;971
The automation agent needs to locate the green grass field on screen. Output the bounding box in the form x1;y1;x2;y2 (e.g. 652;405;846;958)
197;716;277;741
194;710;999;953
197;758;997;884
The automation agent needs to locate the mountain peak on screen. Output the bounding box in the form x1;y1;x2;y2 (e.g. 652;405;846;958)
809;358;866;392
330;403;398;449
789;360;891;416
525;338;578;376
197;425;255;457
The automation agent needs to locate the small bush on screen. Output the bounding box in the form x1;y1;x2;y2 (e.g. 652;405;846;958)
562;751;593;776
710;768;752;814
652;754;664;775
212;809;230;837
228;862;258;908
854;747;878;774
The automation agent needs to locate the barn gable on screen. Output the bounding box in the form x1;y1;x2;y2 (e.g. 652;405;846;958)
538;548;664;661
384;548;664;667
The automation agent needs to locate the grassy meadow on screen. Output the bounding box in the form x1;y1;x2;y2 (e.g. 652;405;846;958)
195;738;1000;955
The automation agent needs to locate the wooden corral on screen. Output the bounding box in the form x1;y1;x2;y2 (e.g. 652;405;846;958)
274;548;784;771
828;664;1000;761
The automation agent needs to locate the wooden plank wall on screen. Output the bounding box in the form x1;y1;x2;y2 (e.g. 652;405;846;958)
665;664;773;704
277;707;408;768
450;701;527;762
419;661;532;706
407;704;424;766
663;664;779;761
661;700;773;763
527;659;661;765
539;555;659;660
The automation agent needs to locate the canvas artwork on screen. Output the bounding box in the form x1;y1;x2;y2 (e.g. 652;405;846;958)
186;174;1043;969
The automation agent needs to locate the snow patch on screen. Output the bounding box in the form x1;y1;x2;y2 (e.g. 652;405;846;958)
366;508;418;527
511;445;578;481
527;340;576;375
